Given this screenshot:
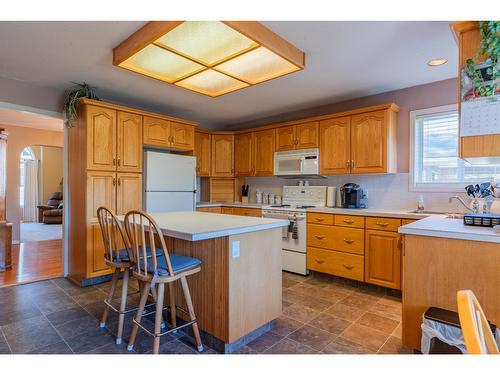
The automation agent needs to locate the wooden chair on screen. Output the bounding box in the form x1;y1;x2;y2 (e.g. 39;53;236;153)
97;206;164;344
124;210;203;354
457;290;499;354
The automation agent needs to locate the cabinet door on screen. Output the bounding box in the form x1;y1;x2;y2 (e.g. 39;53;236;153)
275;126;295;151
117;111;142;173
211;134;234;177
194;131;211;176
88;222;110;275
221;206;234;215
234;132;254;176
319;116;351;174
86;171;116;219
351;110;387;174
365;229;401;289
86;105;116;171
170;121;194;151
143;116;170;147
254;129;275;176
116;173;142;215
296;122;319;149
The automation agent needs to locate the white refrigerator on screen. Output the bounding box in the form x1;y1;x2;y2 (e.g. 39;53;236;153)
144;151;197;213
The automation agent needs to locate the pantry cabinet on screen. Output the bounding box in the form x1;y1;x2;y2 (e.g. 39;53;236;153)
143;116;194;151
275;122;318;151
194;131;211;176
211;134;234;177
254;129;275;176
234;132;254;176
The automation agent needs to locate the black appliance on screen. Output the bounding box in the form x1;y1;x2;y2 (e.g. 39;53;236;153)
340;183;366;208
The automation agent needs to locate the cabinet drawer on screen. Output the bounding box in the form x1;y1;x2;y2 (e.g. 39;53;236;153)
197;206;222;214
402;219;417;225
221;207;234;215
232;207;262;217
307;224;364;255
307;247;364;281
307;212;334;225
334;215;365;228
366;217;401;232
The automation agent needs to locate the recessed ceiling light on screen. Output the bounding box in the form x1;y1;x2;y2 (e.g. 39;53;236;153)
113;21;305;97
427;58;448;67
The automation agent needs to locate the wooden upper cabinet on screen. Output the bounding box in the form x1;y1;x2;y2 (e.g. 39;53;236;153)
365;230;401;290
116;172;142;215
254;129;275;176
234;132;254;176
86;105;116;171
319;116;351;174
86;171;116;219
275;126;296;151
143;116;170;147
194;131;211;176
295;121;319;149
170;121;194;150
351;110;389;174
117;111;142;173
211;134;234;177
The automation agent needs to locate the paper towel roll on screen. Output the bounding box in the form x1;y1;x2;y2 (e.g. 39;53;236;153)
326;186;336;207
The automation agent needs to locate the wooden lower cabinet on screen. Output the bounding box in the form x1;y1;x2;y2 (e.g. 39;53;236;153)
221;207;234;215
307;247;364;281
307;224;364;255
88;222;109;276
232;207;261;217
197;206;222;213
365;230;401;290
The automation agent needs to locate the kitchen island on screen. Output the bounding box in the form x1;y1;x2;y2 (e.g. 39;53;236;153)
399;216;500;351
132;211;289;353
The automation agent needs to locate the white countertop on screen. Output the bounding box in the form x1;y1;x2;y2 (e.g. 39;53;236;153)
306;207;430;219
124;211;289;241
196;202;263;209
399;215;500;243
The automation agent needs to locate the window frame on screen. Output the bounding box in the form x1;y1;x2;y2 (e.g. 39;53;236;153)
409;103;470;193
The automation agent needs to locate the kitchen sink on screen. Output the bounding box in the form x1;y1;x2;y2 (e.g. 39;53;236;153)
407;210;463;219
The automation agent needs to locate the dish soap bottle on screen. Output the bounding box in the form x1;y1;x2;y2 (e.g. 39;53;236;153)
417;196;425;212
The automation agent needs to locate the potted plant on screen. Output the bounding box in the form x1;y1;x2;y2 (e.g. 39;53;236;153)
63;82;99;128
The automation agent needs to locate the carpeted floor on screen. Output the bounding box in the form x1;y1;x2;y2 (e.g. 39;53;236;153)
20;222;62;242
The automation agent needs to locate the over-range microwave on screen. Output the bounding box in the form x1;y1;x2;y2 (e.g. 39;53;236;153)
274;148;320;176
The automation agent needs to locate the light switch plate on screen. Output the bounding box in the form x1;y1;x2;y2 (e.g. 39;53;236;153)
232;241;240;258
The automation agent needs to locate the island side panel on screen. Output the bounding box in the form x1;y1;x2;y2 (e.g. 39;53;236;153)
402;234;500;350
164;235;230;342
228;228;282;343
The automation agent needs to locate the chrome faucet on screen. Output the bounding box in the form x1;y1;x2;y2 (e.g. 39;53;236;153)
448;196;479;213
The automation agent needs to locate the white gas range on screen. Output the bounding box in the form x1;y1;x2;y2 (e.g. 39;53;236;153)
262;186;327;275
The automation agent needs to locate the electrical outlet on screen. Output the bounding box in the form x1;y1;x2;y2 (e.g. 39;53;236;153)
232;241;240;258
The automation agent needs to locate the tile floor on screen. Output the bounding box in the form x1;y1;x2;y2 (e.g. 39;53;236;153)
0;272;412;354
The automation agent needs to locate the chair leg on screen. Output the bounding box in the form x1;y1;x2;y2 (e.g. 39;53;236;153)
180;276;203;352
127;280;150;351
169;282;177;330
100;267;120;328
153;283;165;354
116;268;129;345
150;284;166;329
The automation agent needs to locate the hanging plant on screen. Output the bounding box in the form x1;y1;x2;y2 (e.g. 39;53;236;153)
63;82;100;128
464;21;500;98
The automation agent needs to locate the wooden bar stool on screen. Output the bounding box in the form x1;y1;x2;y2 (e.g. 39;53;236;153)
124;210;204;354
97;206;164;345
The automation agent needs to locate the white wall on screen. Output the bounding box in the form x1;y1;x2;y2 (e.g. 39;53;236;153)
244;173;471;213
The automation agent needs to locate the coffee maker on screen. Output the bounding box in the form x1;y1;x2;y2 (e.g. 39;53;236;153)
340;183;366;208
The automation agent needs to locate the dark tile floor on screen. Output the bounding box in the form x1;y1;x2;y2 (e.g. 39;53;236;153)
0;272;412;354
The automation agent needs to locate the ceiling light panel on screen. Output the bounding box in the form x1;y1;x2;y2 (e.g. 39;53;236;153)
119;44;205;83
156;21;259;66
215;46;301;84
175;69;249;97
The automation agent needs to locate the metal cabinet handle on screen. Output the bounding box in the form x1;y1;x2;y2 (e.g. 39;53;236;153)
113;158;116;166
117;178;121;186
346;161;350;170
315;235;325;240
351;160;355;169
315;217;324;222
376;222;389;227
343;238;354;244
117;158;121;166
343;264;354;270
112;178;116;186
315;259;325;264
343;219;354;224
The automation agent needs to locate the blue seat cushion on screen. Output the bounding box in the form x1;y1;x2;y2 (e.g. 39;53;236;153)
135;253;201;276
110;246;163;263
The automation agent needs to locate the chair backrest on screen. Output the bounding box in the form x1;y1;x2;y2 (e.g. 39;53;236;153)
123;210;174;278
457;290;499;354
96;206;131;264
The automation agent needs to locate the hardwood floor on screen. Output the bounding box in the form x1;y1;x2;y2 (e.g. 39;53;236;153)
0;239;63;287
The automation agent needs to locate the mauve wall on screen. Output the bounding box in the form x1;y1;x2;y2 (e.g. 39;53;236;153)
225;78;458;173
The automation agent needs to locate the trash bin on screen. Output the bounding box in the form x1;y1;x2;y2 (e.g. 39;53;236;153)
421;307;498;354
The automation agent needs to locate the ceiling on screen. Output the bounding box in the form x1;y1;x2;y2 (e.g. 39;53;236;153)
0;107;63;131
0;21;458;129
